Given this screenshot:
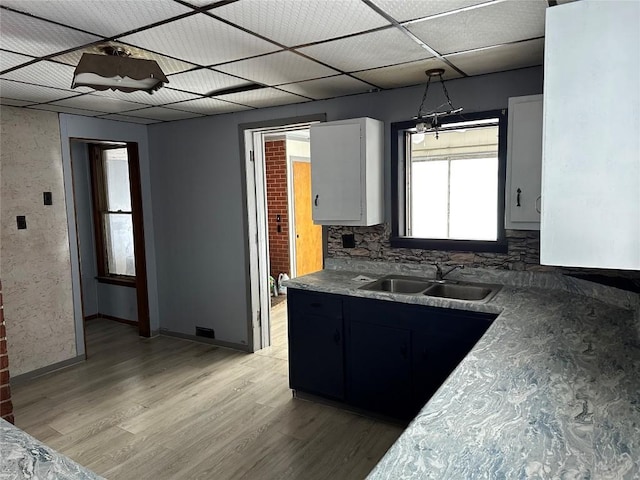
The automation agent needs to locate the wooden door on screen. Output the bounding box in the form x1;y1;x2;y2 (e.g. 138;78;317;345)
292;161;322;276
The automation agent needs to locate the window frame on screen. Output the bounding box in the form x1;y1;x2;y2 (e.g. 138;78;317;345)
89;143;137;287
390;109;508;253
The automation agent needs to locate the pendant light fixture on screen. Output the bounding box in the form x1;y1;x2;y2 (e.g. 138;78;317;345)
414;68;462;139
71;45;168;94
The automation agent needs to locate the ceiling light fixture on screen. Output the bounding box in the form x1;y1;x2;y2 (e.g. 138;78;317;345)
414;68;462;139
71;45;168;94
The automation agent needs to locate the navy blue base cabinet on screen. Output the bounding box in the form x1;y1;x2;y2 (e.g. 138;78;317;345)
287;288;496;421
287;289;345;400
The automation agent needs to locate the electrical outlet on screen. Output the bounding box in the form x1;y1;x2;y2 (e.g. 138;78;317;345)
342;233;355;248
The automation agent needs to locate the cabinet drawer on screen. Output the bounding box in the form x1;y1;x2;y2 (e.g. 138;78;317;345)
288;289;342;319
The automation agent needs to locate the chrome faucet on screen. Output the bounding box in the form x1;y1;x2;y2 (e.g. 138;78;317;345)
435;264;464;281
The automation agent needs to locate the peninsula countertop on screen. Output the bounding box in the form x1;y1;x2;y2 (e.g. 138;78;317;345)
285;261;640;479
0;418;103;479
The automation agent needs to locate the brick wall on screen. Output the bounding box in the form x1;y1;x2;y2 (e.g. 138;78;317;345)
0;280;13;424
265;139;290;278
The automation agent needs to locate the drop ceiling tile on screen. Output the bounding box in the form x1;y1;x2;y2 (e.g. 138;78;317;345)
50;94;146;113
169;98;252;115
214;88;309;108
0;79;80;104
0;61;91;92
279;75;373;100
122;106;205;121
26;104;104;116
213;0;390;47
0;0;191;37
446;38;544;76
353;58;460;89
91;86;201;106
97;114;162;124
119;13;280;67
370;0;489;23
0;9;101;58
0;98;33;107
52;46;196;75
215;51;338;86
166;68;252;95
1;51;36;72
298;27;432;72
406;0;547;55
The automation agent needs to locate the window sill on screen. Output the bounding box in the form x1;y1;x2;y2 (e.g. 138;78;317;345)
95;276;136;287
390;236;508;253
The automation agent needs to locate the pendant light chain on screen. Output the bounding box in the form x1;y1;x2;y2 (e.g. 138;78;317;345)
416;75;433;119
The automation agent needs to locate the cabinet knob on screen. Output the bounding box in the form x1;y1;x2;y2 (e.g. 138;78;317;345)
516;188;521;207
333;329;341;344
314;194;319;207
400;343;408;359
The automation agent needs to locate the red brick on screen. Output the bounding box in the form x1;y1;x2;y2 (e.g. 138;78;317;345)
2;414;14;424
0;340;5;355
0;385;10;401
0;400;13;416
0;370;8;385
0;355;7;370
0;324;5;339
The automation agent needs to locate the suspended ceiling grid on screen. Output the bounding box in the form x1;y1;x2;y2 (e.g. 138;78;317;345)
0;0;565;123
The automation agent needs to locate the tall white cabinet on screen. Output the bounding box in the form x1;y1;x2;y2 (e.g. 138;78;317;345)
505;94;543;230
541;0;640;270
310;117;383;226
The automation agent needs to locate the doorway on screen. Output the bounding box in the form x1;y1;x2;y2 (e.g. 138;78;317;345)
242;116;325;352
69;139;151;354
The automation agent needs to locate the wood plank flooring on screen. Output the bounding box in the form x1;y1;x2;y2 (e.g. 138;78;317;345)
11;302;403;480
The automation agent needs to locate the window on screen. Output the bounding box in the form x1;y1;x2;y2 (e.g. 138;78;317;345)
391;110;507;252
90;144;136;284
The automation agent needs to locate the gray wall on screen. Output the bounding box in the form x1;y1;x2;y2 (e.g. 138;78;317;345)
70;142;98;317
148;67;544;346
70;141;138;322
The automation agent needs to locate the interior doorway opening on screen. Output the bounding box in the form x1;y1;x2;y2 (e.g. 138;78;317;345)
69;138;151;357
243;119;325;352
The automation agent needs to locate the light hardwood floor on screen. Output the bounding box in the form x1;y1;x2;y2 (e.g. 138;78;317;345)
11;302;403;480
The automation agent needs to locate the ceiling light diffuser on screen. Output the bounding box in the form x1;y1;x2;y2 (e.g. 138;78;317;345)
72;46;168;94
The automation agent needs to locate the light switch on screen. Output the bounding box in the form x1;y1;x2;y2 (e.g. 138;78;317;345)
17;216;26;230
43;192;52;205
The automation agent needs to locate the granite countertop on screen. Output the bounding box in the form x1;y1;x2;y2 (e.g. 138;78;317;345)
0;418;103;480
285;260;640;479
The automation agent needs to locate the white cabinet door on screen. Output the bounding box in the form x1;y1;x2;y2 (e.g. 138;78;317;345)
505;95;543;230
311;122;362;222
541;0;640;269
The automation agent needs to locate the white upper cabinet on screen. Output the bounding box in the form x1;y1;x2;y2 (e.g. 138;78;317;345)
505;94;543;230
541;0;640;270
310;117;383;226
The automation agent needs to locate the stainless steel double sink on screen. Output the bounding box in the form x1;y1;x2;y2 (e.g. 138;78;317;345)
358;274;501;303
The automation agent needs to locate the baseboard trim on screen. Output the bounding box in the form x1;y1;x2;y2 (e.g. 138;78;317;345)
11;354;86;386
160;329;250;352
87;313;138;326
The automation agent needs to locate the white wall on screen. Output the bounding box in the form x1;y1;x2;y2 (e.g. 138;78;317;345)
1;107;77;375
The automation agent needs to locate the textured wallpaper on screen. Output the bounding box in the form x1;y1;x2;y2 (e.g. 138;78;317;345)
0;107;76;375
